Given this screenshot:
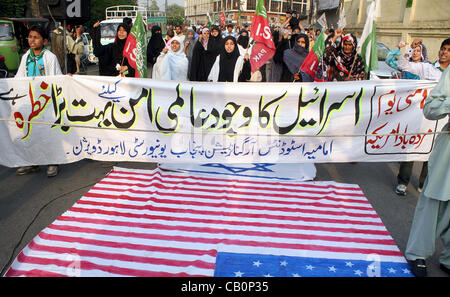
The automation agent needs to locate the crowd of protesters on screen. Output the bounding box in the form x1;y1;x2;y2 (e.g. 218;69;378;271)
145;16;368;83
7;11;449;188
4;10;450;279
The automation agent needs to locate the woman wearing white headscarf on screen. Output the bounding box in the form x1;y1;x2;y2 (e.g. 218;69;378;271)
152;36;189;81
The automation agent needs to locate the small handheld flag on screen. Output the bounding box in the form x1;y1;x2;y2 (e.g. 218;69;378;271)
220;12;226;26
300;31;326;80
123;12;148;78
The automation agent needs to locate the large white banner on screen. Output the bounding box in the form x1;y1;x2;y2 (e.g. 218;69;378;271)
0;75;443;166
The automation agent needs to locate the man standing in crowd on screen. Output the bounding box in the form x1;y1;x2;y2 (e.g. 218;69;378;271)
175;25;185;40
403;38;450;277
50;23;84;74
222;24;237;38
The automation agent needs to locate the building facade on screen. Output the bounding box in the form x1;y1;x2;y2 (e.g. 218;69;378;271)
184;0;311;26
342;0;450;62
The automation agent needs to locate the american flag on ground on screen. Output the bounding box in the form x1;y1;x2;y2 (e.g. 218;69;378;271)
6;167;412;277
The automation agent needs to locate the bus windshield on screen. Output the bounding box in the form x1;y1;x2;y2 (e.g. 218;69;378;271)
100;22;120;39
0;22;14;41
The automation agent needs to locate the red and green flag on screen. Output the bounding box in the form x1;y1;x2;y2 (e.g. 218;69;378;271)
123;12;147;78
206;12;213;26
249;0;275;72
300;31;326;80
220;11;226;26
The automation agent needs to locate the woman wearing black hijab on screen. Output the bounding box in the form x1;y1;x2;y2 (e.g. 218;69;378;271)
237;29;250;55
282;33;313;82
189;28;222;81
147;25;165;65
92;21;135;77
207;36;251;82
209;25;224;53
272;30;292;82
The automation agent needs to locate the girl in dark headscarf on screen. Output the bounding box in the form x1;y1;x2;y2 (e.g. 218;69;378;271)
92;22;135;77
272;30;291;82
209;25;224;53
147;25;165;65
273;33;312;82
189;28;221;81
183;29;197;75
237;29;250;56
321;31;366;81
237;30;249;48
207;36;251;82
282;33;312;82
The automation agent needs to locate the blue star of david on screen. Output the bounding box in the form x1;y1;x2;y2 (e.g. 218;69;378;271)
201;163;276;174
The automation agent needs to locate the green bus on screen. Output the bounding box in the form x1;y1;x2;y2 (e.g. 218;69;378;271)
0;19;20;72
0;18;49;74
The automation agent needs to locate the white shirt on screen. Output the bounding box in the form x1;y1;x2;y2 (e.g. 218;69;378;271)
398;53;443;81
152;36;189;81
207;55;245;82
15;49;62;78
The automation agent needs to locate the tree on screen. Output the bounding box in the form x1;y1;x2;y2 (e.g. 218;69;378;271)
88;0;137;28
149;0;159;11
0;0;28;17
167;15;184;27
166;4;184;27
166;4;184;17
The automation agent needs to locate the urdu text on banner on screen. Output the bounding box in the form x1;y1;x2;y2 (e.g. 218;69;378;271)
0;75;444;166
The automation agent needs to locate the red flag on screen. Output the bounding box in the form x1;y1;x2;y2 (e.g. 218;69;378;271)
250;43;275;73
123;13;147;78
249;0;275;72
220;12;226;26
300;31;326;81
123;35;137;77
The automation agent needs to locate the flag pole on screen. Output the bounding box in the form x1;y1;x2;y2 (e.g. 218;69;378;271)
348;54;357;79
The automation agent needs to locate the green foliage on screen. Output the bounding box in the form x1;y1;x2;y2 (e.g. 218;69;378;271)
149;0;159;11
0;0;28;17
166;4;184;17
166;4;185;26
167;15;184;27
88;0;137;28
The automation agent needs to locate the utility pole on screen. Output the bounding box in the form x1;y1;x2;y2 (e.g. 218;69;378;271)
29;0;40;17
308;0;314;25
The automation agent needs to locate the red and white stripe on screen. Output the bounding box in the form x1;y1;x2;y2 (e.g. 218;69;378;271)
6;167;407;277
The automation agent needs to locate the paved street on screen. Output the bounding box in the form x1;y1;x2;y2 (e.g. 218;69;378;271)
0;65;447;277
0;160;447;277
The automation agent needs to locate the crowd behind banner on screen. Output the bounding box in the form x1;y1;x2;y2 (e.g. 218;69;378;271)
5;8;450;182
1;5;450;278
86;11;448;84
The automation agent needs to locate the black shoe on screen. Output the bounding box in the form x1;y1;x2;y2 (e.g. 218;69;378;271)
16;165;40;175
440;264;450;275
407;259;427;277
